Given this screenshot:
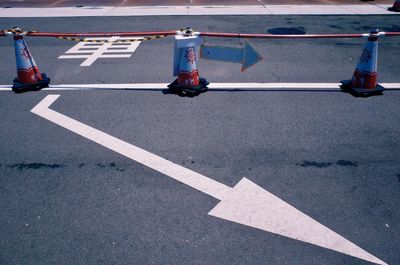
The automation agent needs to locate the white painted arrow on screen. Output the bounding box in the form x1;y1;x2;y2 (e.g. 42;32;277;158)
200;41;263;72
31;95;387;265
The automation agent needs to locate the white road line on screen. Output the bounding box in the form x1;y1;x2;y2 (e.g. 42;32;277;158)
0;5;396;17
1;82;400;91
31;94;387;265
31;94;232;201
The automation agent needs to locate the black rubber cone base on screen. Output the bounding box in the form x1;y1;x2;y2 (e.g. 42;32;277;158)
340;79;384;97
168;78;209;97
12;73;50;93
388;7;400;12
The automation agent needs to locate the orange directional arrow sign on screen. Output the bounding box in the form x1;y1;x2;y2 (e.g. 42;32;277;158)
200;40;263;72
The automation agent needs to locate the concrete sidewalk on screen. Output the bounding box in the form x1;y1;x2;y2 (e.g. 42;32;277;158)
0;0;395;8
0;4;397;16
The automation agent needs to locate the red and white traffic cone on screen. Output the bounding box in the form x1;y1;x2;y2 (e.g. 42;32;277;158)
388;0;400;11
340;29;384;96
12;35;50;93
168;29;208;96
177;47;201;86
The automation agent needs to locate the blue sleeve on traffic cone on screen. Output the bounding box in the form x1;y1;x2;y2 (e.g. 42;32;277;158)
168;33;208;96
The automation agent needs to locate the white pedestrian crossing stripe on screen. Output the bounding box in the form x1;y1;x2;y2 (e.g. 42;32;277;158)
58;36;142;66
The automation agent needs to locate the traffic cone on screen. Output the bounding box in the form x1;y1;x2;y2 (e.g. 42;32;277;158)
12;35;50;93
388;0;400;11
168;45;208;96
340;29;384;97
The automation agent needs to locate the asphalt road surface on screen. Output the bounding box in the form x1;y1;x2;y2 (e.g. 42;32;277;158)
1;14;400;265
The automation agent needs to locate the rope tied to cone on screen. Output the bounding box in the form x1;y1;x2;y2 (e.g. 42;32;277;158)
56;34;168;43
1;27;38;36
2;27;400;39
26;30;178;38
178;27;196;36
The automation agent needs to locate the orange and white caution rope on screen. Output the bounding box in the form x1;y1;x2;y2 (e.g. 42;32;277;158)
2;27;400;40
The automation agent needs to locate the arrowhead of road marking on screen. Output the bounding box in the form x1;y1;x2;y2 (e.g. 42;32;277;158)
241;41;263;72
208;178;387;265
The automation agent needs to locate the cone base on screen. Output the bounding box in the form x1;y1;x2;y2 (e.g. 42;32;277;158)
168;78;209;96
12;73;50;93
388;7;400;12
340;79;384;97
